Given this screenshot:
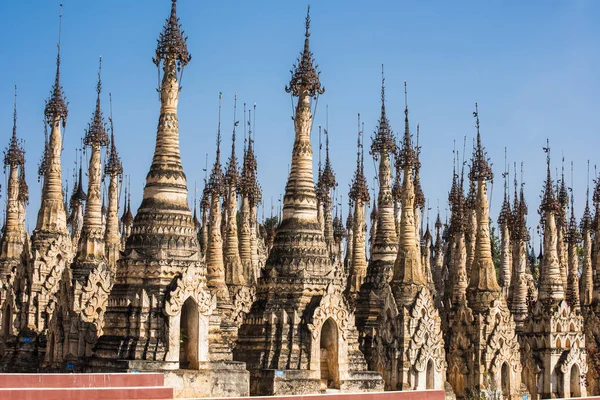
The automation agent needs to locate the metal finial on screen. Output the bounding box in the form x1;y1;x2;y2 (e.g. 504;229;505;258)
97;56;102;95
154;0;191;69
404;80;408;117
540;138;557;215
58;4;63;50
372;65;394;156
104;92;123;177
208;92;225;196
217;92;222;159
318;125;322;173
285;5;324;98
398;81;416;170
349;113;369;202
381;64;386;110
13;84;17;134
4;84;25;168
469;103;492;182
44;3;68;127
226;94;240;187
84;57;109;147
305;5;311;38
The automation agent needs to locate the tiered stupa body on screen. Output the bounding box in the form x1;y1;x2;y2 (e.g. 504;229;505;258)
389;89;446;391
521;145;587;399
234;9;383;395
90;2;248;397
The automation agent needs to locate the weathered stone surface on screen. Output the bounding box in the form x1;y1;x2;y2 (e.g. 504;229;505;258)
164;361;249;398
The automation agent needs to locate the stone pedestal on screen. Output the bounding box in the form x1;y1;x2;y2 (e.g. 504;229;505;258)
87;358;249;398
164;361;249;398
249;369;383;396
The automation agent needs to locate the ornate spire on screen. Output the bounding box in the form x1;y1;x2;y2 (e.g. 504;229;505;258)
35;3;70;235
468;103;493;182
508;162;529;329
346;197;354;232
498;150;512;293
398;81;416;171
240;106;262;206
580;163;593;307
206;93;228;301
393;81;426;294
466;103;502;312
320;125;336;195
208;94;225;196
347;115;369;297
72;164;86;203
105;93;123;275
369;66;398;267
350;114;369;204
84;58;109;147
566;189;580;311
153;0;191;75
225;96;240;190
538;140;565;304
320;123;337;253
370;65;395;157
223;94;246;287
498;150;511;228
104;94;123;178
511;162;528;241
76;57;109;265
567;190;580;246
1;86;25;246
285;6;324;98
4;85;25;169
18;162;29;205
413;124;425;211
44;4;68;128
123;182;133;225
38;123;49;181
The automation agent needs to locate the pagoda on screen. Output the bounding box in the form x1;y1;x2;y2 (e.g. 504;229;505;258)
234;8;383;395
89;1;248;397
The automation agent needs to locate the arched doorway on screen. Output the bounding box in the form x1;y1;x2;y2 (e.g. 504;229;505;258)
426;359;435;389
320;318;340;390
570;364;581;397
179;297;199;369
501;362;510;397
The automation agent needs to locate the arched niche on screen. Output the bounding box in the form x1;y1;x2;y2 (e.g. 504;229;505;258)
501;362;510;397
426;359;434;390
320;318;340;390
570;364;581;398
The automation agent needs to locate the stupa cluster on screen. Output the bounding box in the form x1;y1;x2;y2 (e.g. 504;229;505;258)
0;1;598;399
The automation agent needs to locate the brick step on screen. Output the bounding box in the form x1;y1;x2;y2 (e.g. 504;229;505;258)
0;373;164;388
0;385;173;400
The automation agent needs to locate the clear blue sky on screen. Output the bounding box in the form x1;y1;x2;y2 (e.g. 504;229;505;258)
1;1;599;242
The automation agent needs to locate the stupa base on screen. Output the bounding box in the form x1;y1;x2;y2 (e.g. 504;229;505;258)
249;369;384;396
